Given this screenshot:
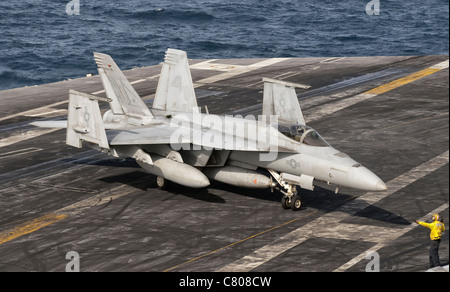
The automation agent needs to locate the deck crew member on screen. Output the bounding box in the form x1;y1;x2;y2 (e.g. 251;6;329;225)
415;213;445;268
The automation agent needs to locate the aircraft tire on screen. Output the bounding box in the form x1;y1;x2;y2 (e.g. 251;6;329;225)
156;176;171;190
291;194;302;211
281;195;291;209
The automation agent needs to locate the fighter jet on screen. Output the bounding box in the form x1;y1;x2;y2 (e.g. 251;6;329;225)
32;49;388;211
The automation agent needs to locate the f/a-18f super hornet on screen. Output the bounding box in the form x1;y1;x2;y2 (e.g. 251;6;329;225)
32;49;388;210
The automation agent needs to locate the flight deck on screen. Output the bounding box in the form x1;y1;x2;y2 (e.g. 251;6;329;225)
0;55;448;272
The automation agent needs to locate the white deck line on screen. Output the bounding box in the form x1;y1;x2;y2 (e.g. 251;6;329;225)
217;151;449;272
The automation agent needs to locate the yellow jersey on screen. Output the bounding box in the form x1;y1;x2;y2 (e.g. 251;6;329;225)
418;220;445;240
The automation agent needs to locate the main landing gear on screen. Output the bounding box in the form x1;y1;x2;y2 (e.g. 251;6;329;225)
156;176;171;191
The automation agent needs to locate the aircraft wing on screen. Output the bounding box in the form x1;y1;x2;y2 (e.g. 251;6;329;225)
107;124;191;146
107;123;287;152
262;78;310;125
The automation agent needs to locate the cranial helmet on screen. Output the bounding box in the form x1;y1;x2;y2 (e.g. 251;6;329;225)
432;213;441;222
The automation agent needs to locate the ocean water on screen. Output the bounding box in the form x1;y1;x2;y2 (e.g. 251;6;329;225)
0;0;448;91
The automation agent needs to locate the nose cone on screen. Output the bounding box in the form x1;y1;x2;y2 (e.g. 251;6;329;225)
349;167;388;192
375;180;388;191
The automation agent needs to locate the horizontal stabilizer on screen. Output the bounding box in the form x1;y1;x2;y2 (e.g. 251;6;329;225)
153;49;199;113
262;78;308;125
30;120;67;128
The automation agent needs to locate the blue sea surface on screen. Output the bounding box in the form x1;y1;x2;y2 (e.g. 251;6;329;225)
0;0;448;91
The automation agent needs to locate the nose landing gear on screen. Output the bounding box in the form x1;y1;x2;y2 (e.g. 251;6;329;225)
269;170;302;211
280;189;302;211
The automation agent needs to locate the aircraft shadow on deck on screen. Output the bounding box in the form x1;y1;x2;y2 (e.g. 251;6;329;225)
98;169;226;204
70;156;410;225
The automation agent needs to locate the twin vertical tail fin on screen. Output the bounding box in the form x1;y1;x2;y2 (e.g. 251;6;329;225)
153;48;199;113
94;52;154;121
66;49;199;150
95;49;199;117
66;52;156;150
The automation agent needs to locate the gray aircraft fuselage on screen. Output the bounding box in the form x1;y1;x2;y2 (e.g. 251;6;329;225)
114;109;388;194
33;49;388;211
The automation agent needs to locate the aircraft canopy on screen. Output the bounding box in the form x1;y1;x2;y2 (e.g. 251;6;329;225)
277;124;330;147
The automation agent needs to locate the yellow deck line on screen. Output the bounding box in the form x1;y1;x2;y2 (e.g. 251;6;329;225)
0;186;134;246
0;214;68;245
365;67;442;95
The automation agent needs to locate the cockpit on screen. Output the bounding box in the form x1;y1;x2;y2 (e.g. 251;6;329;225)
276;124;330;147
